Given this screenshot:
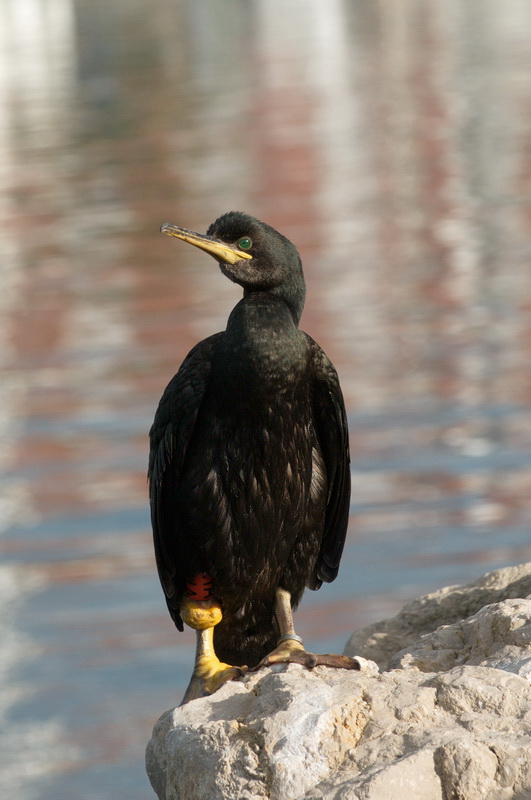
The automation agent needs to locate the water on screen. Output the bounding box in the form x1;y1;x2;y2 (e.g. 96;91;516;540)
1;0;531;797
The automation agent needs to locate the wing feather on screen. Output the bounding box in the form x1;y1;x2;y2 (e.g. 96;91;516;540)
148;333;220;627
304;334;351;587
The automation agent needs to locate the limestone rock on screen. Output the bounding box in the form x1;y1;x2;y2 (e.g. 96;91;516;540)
391;596;531;676
344;561;531;669
146;563;531;800
147;664;375;800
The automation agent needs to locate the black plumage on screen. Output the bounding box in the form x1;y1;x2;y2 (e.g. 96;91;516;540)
148;211;350;668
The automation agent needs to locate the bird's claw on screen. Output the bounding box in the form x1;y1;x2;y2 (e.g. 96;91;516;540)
202;663;247;694
181;660;248;704
308;653;361;670
251;637;361;673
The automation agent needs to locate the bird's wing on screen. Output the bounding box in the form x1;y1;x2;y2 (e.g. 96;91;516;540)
305;334;351;587
148;333;221;627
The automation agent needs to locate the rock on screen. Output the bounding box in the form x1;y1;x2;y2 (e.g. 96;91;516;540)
391;597;531;677
147;666;374;800
146;563;531;800
343;561;531;669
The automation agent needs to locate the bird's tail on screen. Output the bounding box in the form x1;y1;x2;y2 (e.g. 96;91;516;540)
213;601;279;667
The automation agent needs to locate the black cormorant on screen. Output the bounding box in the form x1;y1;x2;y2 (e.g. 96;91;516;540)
149;212;356;703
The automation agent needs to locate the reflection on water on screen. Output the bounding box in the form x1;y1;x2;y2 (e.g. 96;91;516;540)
1;0;531;797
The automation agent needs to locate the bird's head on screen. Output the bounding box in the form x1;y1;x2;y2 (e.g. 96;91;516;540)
161;211;306;323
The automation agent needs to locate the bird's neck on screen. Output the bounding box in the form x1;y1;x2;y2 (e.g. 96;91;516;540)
220;294;307;384
243;282;305;326
226;293;298;338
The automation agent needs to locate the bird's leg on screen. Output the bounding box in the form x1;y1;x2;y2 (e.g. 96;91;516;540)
268;587;311;663
180;576;246;704
181;622;245;704
253;587;360;672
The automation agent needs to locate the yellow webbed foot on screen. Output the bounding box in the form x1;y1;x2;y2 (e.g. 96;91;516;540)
182;650;247;704
179;596;247;705
185;655;246;701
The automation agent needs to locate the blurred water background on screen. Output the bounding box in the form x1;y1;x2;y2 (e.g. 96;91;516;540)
1;0;531;797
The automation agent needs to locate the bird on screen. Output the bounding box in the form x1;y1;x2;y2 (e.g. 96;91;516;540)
149;211;357;703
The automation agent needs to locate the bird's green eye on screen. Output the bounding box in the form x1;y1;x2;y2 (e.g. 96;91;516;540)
237;237;252;250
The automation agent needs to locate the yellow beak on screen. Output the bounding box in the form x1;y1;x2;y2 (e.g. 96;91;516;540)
160;223;253;264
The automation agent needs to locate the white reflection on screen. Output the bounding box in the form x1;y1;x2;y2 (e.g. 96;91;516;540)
0;4;80;796
0;0;77;526
0;0;76;143
0;565;81;796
